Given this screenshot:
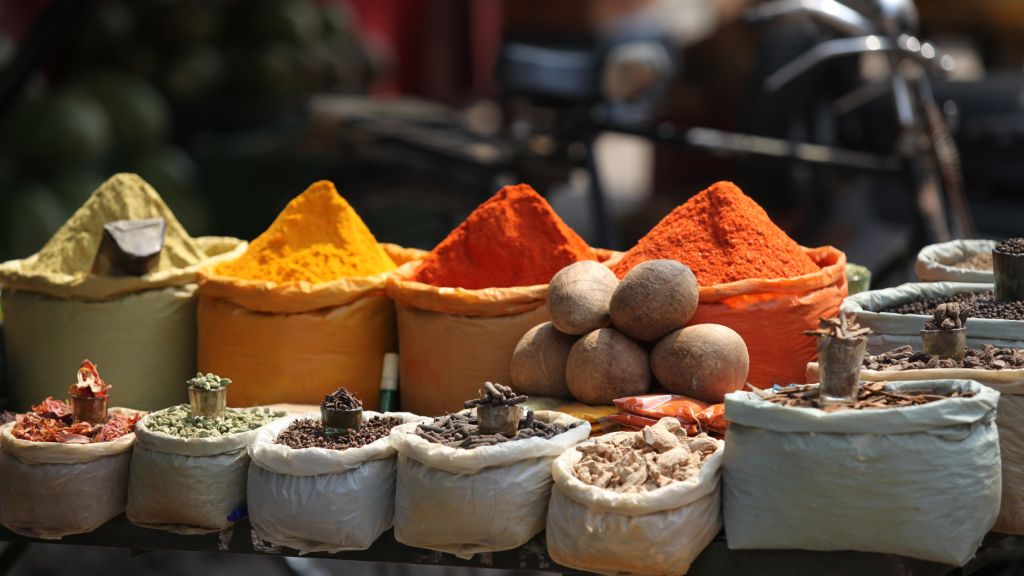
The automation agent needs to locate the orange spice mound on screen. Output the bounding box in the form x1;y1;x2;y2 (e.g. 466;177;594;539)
216;181;396;283
612;181;820;286
411;184;598;289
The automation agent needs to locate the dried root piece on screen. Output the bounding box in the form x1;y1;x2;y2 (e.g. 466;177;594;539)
573;429;719;492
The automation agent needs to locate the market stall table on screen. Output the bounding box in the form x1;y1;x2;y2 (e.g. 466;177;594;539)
0;514;1004;575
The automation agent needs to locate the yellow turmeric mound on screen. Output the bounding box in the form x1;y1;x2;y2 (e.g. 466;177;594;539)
216;181;396;283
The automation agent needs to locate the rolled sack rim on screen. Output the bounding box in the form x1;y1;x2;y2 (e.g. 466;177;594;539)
696;245;846;303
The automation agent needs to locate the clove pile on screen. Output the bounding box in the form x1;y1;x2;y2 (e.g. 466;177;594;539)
865;343;1024;371
323;387;362;410
463;382;527;409
756;381;973;412
276;415;401;450
804;311;871;340
415;410;580;449
573;417;718;493
924;302;971;331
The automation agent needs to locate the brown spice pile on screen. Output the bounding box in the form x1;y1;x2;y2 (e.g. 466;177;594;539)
865;343;1024;371
415;410;579;449
954;252;993;271
761;382;973;412
573;418;718;492
463;382;527;409
276;416;401;450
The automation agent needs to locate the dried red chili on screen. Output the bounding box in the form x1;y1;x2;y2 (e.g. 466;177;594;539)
70;360;111;400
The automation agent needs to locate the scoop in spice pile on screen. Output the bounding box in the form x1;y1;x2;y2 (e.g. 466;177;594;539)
188;372;231;390
573;417;719;492
865;343;1024;371
276;416;401;451
416;389;581;449
145;405;281;438
924;302;971;331
753;382;974;412
11;398;141;444
323;387;362;410
803;311;871;340
463;382;527;409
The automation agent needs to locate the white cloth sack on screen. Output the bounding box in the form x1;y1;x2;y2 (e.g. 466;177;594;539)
841;282;1022;354
546;434;724;576
390;410;590;559
916;239;996;283
0;409;139;539
247;410;432;553
807;363;1024;535
723;380;1001;566
127;407;286;534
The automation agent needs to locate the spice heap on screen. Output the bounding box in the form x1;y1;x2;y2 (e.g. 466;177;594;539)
924;303;970;331
10;173;207;278
996;238;1024;254
954;253;993;271
188;372;231;390
463;382;527;409
882;290;1024;320
411;184;597;290
803;312;871;339
611;181;820;285
323;387;362;410
415;410;580;449
572;418;718;492
276;416;401;451
865;343;1024;371
11;398;141;443
146;405;282;438
758;382;972;412
216;181;395;284
71;360;111;399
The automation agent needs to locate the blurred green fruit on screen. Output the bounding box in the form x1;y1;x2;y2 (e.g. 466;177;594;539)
115;40;161;81
69;70;170;149
1;90;112;166
163;44;225;102
72;1;134;63
243;0;322;45
228;42;303;98
0;182;68;259
319;4;353;38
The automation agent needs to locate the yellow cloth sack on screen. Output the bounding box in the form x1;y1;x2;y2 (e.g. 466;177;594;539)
385;250;620;417
197;244;426;409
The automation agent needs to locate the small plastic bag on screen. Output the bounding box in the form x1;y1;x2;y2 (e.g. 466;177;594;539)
614;395;728;434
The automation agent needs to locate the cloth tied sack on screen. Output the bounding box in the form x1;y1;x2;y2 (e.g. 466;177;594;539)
389;410;590;558
546;434;724;576
840;282;1023;355
685;245;846;388
126;407;287;534
916;239;996;283
385;249;619;417
0;408;140;539
806;363;1024;535
247;411;431;553
197;244;426;409
722;380;1001;567
0;173;247;412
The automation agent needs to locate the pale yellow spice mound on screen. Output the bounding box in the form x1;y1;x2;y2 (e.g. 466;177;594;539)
215;181;396;283
22;173;207;276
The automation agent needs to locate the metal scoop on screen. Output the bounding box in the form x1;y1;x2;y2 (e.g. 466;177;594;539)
91;217;166;276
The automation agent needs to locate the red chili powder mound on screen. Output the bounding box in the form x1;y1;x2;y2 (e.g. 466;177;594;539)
612;181;820;286
412;184;598;289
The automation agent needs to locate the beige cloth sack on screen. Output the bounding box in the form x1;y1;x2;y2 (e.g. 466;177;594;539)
247;411;431;553
915;239;996;283
126;407;286;534
807;362;1024;534
0;409;139;539
547;434;724;576
390;411;590;559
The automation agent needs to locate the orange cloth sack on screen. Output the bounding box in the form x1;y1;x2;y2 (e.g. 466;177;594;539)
199;243;426;409
688;246;847;388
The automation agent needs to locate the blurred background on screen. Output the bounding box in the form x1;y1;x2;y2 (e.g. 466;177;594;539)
2;0;1024;290
2;0;1024;573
